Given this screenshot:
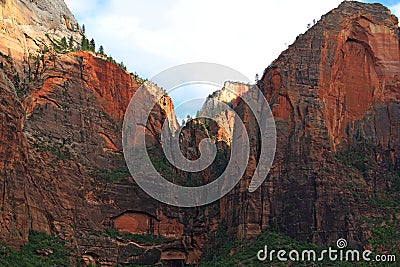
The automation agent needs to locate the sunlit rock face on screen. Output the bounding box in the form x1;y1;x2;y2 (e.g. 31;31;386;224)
0;0;82;65
236;0;400;245
0;0;399;266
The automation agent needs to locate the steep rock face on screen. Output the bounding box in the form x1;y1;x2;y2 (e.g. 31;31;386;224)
0;1;207;265
0;57;30;248
0;48;140;244
0;46;206;265
1;0;400;265
218;1;400;247
199;81;249;144
0;0;81;64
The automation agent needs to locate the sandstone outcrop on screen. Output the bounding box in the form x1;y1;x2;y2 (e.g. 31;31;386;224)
217;1;400;248
0;0;81;65
0;0;399;266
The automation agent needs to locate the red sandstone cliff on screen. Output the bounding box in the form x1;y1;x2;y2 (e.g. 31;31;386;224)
0;0;198;261
217;1;400;248
0;0;399;266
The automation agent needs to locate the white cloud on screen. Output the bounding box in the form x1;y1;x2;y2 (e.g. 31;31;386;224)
65;0;347;117
64;0;100;17
391;3;400;18
64;0;343;78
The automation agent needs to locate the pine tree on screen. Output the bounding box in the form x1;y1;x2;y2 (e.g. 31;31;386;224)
82;24;85;33
98;45;105;55
81;36;89;50
80;36;85;50
60;37;67;48
89;38;95;52
119;61;126;70
69;36;74;49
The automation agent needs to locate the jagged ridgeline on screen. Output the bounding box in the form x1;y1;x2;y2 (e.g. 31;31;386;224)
0;0;399;266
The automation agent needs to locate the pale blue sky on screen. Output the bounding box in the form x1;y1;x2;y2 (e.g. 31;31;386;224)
64;0;400;120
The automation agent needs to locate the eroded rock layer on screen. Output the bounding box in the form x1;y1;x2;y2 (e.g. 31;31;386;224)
0;0;399;266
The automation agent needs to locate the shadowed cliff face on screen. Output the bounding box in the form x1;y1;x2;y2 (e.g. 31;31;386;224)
0;0;399;266
1;45;212;265
224;1;400;246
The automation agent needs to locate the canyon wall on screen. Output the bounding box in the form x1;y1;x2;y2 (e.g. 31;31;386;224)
218;1;400;248
0;0;399;266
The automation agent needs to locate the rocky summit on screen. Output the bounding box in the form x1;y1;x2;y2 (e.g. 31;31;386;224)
0;0;399;266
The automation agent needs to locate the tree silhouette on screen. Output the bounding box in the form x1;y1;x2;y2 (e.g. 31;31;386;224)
60;37;67;48
81;36;89;50
89;38;96;52
98;45;105;55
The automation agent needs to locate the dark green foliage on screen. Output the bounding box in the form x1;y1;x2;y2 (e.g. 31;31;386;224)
335;150;372;174
369;223;400;254
13;72;23;97
68;36;74;49
74;26;130;72
106;55;116;64
201;228;320;266
118;61;126;71
98;45;105;55
0;231;70;267
60;36;68;48
89;38;96;52
202;221;237;262
33;141;71;160
93;167;131;183
80;35;89;51
201;229;398;266
146;146;177;183
130;72;147;84
44;34;73;53
43;44;49;54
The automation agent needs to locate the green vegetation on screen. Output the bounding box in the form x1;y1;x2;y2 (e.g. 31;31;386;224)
42;24;137;76
89;38;96;52
68;36;74;50
368;191;400;210
45;33;72;54
200;224;399;267
97;45;105;55
146;146;177;181
33;140;71;161
13;72;23;97
130;71;147;84
201;227;322;267
369;223;400;254
202;221;237;262
92;167;131;183
76;25;129;72
0;231;70;267
335;150;372;174
80;35;90;51
191;118;213;138
60;36;68;48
